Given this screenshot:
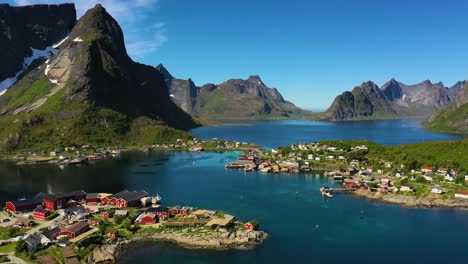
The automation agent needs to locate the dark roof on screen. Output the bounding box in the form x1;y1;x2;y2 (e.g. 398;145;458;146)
60;246;77;258
35;192;47;199
146;207;169;213
42;227;60;240
119;191;148;203
43;194;61;202
86;193;100;199
9;198;42;208
107;190;130;199
63;222;89;234
65;257;80;264
64;205;86;215
33;208;49;214
60;190;87;199
38;254;59;264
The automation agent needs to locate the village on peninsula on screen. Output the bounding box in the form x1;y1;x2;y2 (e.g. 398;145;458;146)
226;141;468;207
0;187;266;264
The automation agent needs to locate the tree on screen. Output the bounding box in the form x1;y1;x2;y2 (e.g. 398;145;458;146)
15;240;27;256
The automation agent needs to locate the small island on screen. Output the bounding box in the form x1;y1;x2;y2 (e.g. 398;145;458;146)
226;139;468;208
0;190;267;263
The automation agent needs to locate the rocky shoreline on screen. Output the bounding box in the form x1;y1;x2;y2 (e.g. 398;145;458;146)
352;190;468;209
88;229;268;263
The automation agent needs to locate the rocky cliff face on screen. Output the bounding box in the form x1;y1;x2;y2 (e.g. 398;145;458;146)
156;64;198;113
0;3;76;85
156;65;309;120
0;4;197;151
323;79;463;121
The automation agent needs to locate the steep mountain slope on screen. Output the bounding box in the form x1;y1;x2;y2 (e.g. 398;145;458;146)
321;81;396;121
156;64;198;113
322;79;461;121
425;83;468;132
0;4;198;152
156;65;310;120
0;3;76;89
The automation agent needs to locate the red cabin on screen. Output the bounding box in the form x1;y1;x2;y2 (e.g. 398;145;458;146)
5;198;42;214
59;222;89;238
33;208;50;220
106;231;117;238
244;222;254;230
136;213;157;225
86;193;100;204
43;194;65;211
146;207;169;220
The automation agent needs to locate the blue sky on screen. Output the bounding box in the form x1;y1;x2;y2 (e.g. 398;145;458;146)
9;0;468;109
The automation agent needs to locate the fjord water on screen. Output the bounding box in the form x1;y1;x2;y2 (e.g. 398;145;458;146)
0;119;466;264
191;118;464;149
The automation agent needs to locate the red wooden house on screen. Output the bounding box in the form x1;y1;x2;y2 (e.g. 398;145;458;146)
60;190;87;203
88;218;104;226
85;193;100;204
170;205;181;215
5;198;42;214
101;190;130;205
105;230;117;238
146;207;169;220
33;208;50;220
59;222;89;238
100;211;113;218
135;213;157;225
116;191;148;208
43;194;65;211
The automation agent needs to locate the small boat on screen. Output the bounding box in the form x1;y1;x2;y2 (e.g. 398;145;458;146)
320;187;333;198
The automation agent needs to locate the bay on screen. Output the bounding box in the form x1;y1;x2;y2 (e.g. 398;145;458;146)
0;119;466;264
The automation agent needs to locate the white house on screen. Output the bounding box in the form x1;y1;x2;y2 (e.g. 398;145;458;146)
400;185;413;192
24;232;50;252
431;187;444;195
423;173;434;182
445;174;455;182
465;175;468;182
307;154;314;160
315;157;321;161
395;172;406;178
454;190;468;199
338;156;345;160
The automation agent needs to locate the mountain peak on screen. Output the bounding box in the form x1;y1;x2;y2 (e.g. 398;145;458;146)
155;64;173;80
247;75;264;85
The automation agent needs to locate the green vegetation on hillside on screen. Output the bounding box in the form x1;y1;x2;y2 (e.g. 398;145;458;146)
425;103;468;133
318;139;468;172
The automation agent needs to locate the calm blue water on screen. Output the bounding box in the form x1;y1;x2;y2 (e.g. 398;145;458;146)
191;119;464;149
0;120;466;264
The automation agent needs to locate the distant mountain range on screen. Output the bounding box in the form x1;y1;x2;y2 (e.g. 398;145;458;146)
321;79;465;121
0;4;197;151
156;64;312;120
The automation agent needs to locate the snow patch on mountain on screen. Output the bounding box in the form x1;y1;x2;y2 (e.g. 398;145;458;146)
0;35;70;92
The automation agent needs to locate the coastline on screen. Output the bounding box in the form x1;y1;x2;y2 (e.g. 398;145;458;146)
90;229;268;263
351;190;468;209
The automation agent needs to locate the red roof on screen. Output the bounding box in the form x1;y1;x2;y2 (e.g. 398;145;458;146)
421;166;433;170
438;167;448;171
455;190;468;195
